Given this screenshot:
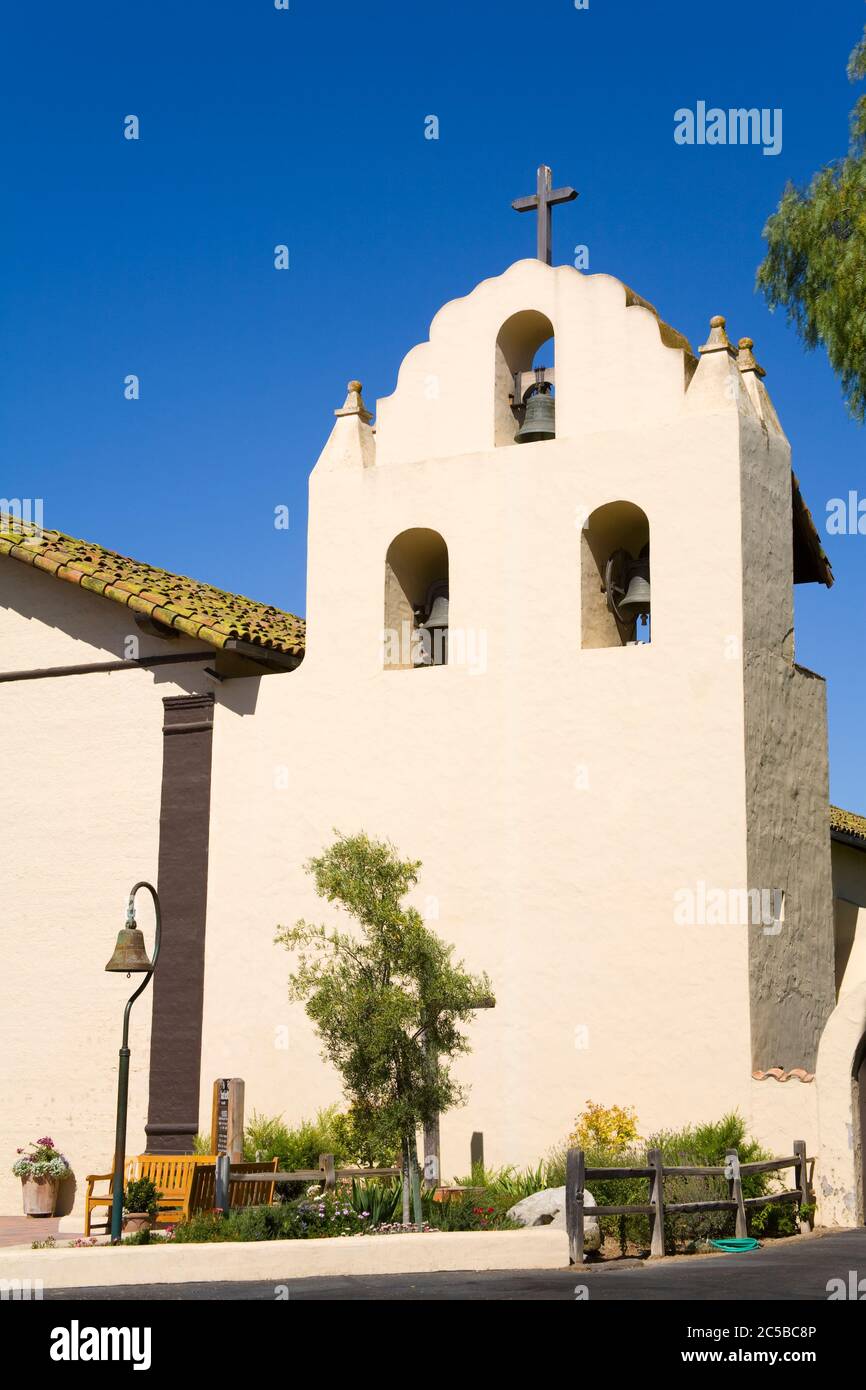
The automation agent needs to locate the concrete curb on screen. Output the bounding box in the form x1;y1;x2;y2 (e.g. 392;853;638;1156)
0;1228;568;1290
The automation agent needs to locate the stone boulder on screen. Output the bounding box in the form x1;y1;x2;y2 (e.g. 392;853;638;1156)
506;1186;601;1250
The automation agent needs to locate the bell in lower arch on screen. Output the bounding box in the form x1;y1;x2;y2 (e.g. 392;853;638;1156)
618;559;651;621
419;592;449;666
515;384;555;443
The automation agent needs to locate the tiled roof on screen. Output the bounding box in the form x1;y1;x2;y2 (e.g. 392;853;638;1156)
792;473;834;588
752;1068;815;1083
0;515;305;656
830;805;866;844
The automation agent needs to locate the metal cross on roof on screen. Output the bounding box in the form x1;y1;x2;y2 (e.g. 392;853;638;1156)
512;165;578;266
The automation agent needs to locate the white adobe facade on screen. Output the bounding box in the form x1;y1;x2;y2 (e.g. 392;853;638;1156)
1;259;865;1225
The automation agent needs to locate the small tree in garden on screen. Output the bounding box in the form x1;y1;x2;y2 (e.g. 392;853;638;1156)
276;832;493;1226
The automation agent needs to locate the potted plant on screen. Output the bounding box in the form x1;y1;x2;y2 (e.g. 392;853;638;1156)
122;1177;161;1235
13;1136;72;1216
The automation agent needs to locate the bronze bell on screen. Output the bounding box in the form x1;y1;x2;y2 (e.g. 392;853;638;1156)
105;924;153;973
419;592;449;667
618;559;651;620
420;593;449;631
515;384;555;443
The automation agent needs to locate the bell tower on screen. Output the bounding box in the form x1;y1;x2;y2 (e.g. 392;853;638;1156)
299;237;835;1152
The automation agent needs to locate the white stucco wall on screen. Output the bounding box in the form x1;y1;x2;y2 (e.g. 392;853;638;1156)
201;262;761;1179
0;560;213;1218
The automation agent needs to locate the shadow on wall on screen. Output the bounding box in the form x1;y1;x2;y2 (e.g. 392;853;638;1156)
0;557;272;712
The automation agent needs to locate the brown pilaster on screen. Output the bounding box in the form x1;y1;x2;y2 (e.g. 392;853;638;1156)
145;693;215;1153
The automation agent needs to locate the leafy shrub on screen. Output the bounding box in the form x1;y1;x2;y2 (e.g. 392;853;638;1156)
173;1196;369;1243
173;1212;232;1243
191;1107;358;1197
557;1111;802;1251
123;1177;161;1218
424;1189;520;1232
242;1107;343;1167
328;1108;401;1169
568;1101;640;1154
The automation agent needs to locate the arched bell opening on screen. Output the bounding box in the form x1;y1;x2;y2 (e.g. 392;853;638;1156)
494;310;556;446
581;501;651;648
383;528;449;670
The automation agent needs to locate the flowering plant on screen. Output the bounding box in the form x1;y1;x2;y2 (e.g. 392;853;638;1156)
13;1137;71;1181
568;1101;641;1155
294;1188;368;1238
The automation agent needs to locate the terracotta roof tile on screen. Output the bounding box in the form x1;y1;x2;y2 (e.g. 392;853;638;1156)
0;515;305;657
752;1068;815;1083
830;805;866;843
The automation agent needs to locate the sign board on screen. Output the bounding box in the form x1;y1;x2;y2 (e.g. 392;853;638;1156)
211;1078;244;1161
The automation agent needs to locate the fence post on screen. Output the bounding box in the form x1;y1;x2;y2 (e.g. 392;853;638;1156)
319;1153;336;1191
215;1153;231;1216
470;1132;485;1173
725;1148;748;1238
648;1148;665;1257
566;1148;585;1265
793;1139;812;1233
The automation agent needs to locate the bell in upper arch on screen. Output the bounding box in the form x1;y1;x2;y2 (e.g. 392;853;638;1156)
515;382;556;443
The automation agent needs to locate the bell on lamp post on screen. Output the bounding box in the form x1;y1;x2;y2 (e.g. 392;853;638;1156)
106;882;162;1243
105;924;154;974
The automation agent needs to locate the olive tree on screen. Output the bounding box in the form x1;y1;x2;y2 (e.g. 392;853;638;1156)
276;832;492;1225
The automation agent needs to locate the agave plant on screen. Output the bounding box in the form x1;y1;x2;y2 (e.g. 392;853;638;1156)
348;1177;404;1226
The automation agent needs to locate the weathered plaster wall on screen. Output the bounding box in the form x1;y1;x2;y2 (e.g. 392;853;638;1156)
737;370;836;1072
744;657;835;1069
0;559;213;1218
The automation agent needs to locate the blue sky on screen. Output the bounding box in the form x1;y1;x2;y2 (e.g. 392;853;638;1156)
2;1;864;809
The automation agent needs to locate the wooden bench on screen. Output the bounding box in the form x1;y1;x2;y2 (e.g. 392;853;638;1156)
188;1159;279;1216
84;1154;217;1235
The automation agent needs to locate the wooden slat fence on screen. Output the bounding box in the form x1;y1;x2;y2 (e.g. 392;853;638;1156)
566;1138;813;1263
213;1152;402;1212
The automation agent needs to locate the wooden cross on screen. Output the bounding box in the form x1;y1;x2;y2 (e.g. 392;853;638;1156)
512;165;578;265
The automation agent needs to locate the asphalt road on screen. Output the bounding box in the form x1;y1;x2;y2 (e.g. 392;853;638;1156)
42;1227;866;1301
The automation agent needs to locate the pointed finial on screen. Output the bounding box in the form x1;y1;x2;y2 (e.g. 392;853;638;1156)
698;314;737;356
335;380;373;423
737;337;766;378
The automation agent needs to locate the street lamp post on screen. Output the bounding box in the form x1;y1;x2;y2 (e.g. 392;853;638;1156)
104;881;162;1243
